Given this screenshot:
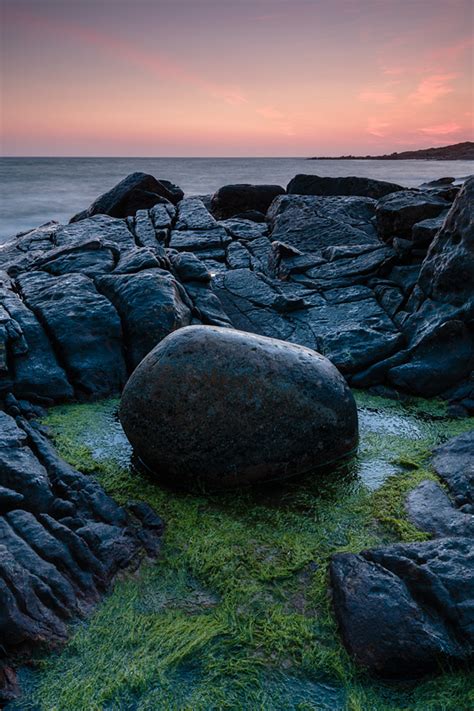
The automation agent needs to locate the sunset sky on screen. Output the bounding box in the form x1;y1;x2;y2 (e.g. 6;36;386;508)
1;0;472;156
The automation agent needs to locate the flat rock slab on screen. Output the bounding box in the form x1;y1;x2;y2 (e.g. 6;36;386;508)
120;325;358;489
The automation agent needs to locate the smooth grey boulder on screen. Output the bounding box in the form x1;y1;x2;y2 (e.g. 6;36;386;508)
287;174;404;199
120;325;358;489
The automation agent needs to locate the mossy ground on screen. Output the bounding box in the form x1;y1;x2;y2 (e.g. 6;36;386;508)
12;392;474;711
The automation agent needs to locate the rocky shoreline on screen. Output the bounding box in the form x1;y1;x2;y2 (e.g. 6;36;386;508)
0;170;473;704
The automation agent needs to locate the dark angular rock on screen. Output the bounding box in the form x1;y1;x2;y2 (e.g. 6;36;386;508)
169;227;230;257
376;190;450;242
219;218;269;241
412;211;449;246
70;172;183;222
169;251;211;283
120;325;358;489
287;174;404;199
331;537;474;676
96;268;192;369
0;411;164;701
17;271;127;398
388;319;474;396
211;184;285;220
175;198;218;231
418;177;474;316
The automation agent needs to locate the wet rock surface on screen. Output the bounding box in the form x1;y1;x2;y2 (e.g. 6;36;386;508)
331;427;474;677
331;536;474;676
119;325;359;489
0;170;473;698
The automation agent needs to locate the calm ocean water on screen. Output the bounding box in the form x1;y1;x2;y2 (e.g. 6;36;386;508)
0;157;472;242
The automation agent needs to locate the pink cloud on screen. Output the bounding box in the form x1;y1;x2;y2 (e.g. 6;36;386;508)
410;73;458;104
419;122;461;135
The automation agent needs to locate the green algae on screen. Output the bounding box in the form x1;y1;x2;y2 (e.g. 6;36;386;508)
12;393;474;711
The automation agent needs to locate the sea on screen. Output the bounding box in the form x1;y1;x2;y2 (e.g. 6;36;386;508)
1;156;472;242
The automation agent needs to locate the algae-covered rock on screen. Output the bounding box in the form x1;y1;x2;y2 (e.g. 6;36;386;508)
119;325;358;489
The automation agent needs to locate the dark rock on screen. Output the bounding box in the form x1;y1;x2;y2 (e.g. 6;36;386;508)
301;246;395;289
226;241;252;270
412;212;449;246
169;251;211;283
233;209;266;222
418;177;474;315
287;174;404;199
376;190;450;242
0;410;164;701
169;227;230;258
175;198;218;231
386;264;420;293
432;430;474;508
350;349;410;388
211;184;285;220
406;480;474;538
70;172;183;222
419;177;455;188
267;195;380;252
96;269;192;370
114;247;163;274
0;276;73;403
331;537;474;676
219;218;268;241
120;325;358;489
388;319;474;396
17;271;127;398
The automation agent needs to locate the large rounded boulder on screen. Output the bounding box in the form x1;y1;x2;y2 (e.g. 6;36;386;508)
119;326;358;489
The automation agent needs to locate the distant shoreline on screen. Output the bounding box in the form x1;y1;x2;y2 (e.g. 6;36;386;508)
308;141;474;162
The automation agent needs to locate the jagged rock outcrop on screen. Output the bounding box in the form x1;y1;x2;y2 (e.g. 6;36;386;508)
70;172;184;223
0;172;471;404
418;177;474;316
0;399;164;704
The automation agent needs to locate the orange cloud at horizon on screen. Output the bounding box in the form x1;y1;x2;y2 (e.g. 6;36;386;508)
1;0;472;156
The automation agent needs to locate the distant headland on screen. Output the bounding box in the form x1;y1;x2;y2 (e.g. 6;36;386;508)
308;141;474;161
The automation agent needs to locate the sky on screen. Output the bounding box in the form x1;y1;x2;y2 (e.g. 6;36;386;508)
0;0;473;156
